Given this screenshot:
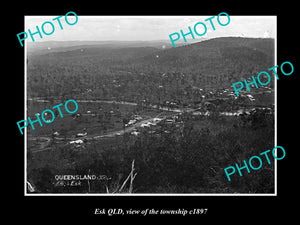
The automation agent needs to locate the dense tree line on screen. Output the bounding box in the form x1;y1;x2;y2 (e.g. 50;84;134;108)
27;37;274;107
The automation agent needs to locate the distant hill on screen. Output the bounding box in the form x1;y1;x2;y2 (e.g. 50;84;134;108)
26;38;214;56
27;40;176;56
42;47;161;61
27;37;275;100
135;37;274;72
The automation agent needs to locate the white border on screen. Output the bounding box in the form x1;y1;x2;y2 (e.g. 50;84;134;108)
24;25;28;195
24;15;277;196
274;16;278;195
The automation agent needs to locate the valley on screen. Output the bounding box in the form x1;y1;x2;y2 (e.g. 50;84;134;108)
26;37;275;194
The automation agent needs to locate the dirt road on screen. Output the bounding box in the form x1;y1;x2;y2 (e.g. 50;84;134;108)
27;114;167;153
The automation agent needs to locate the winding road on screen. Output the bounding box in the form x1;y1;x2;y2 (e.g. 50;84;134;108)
27;98;269;153
27;112;168;153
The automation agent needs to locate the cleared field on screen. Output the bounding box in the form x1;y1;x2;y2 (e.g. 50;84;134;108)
27;101;138;136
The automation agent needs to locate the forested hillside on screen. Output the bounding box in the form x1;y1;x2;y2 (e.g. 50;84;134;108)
27;37;274;104
26;37;275;194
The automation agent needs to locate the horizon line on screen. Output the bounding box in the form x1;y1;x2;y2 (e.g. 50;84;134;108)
28;36;275;43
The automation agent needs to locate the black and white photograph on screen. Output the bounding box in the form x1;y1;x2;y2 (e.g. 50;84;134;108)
23;15;278;195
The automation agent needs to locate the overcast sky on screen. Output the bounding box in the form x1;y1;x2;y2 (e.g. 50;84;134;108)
25;15;276;42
